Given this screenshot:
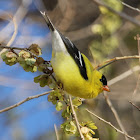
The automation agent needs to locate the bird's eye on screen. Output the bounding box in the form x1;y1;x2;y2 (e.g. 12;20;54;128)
100;75;107;85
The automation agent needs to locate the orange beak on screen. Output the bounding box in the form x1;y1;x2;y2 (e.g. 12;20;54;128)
103;85;110;92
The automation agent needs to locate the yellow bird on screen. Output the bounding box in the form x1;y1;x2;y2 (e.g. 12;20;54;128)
40;11;110;99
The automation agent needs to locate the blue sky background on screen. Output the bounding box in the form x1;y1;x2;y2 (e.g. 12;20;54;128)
0;0;63;140
1;1;140;140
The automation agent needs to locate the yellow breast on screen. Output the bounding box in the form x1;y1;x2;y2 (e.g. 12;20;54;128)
51;52;103;99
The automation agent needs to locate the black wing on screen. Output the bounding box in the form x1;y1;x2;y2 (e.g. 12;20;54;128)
59;32;88;80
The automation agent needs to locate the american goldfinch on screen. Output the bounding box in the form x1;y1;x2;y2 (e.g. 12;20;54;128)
40;11;110;99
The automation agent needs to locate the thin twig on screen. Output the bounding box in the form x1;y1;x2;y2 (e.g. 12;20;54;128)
131;35;140;97
108;65;140;86
2;45;140;70
69;95;85;140
103;64;140;139
0;15;18;55
104;64;140;140
0;0;31;42
96;55;140;70
135;34;140;63
92;0;140;27
86;109;136;140
129;101;140;111
132;74;140;97
1;45;140;70
104;92;129;140
0;45;40;58
54;124;59;140
117;0;140;13
7;15;18;47
0;45;27;51
0;0;31;56
0;90;53;113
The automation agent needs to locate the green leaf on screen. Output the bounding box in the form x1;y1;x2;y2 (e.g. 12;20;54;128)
17;57;25;64
72;97;82;107
8;57;16;63
34;75;41;83
34;74;47;82
19;50;30;58
23;65;32;72
1;51;8;60
99;6;109;14
81;121;97;130
25;58;36;66
28;44;42;56
32;66;37;72
39;77;48;87
36;57;44;65
103;0;123;11
56;102;63;111
48;90;63;105
89;129;95;135
62;106;71;118
47;80;56;89
34;74;56;87
6;52;17;58
1;51;18;66
102;15;121;33
92;24;104;34
61;121;77;135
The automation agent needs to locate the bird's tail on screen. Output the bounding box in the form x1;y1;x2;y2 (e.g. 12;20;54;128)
40;11;55;31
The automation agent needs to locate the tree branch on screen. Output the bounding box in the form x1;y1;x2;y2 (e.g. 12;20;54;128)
92;0;140;27
129;101;140;111
0;45;27;51
0;90;53;113
117;0;140;13
69;95;85;140
1;47;140;71
86;109;136;140
131;35;140;97
54;124;59;140
108;65;140;86
7;15;18;47
104;92;129;140
103;36;140;140
96;55;140;70
0;45;40;58
0;14;18;55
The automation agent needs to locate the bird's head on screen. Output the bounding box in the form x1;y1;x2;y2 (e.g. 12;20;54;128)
99;74;110;92
92;70;110;96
